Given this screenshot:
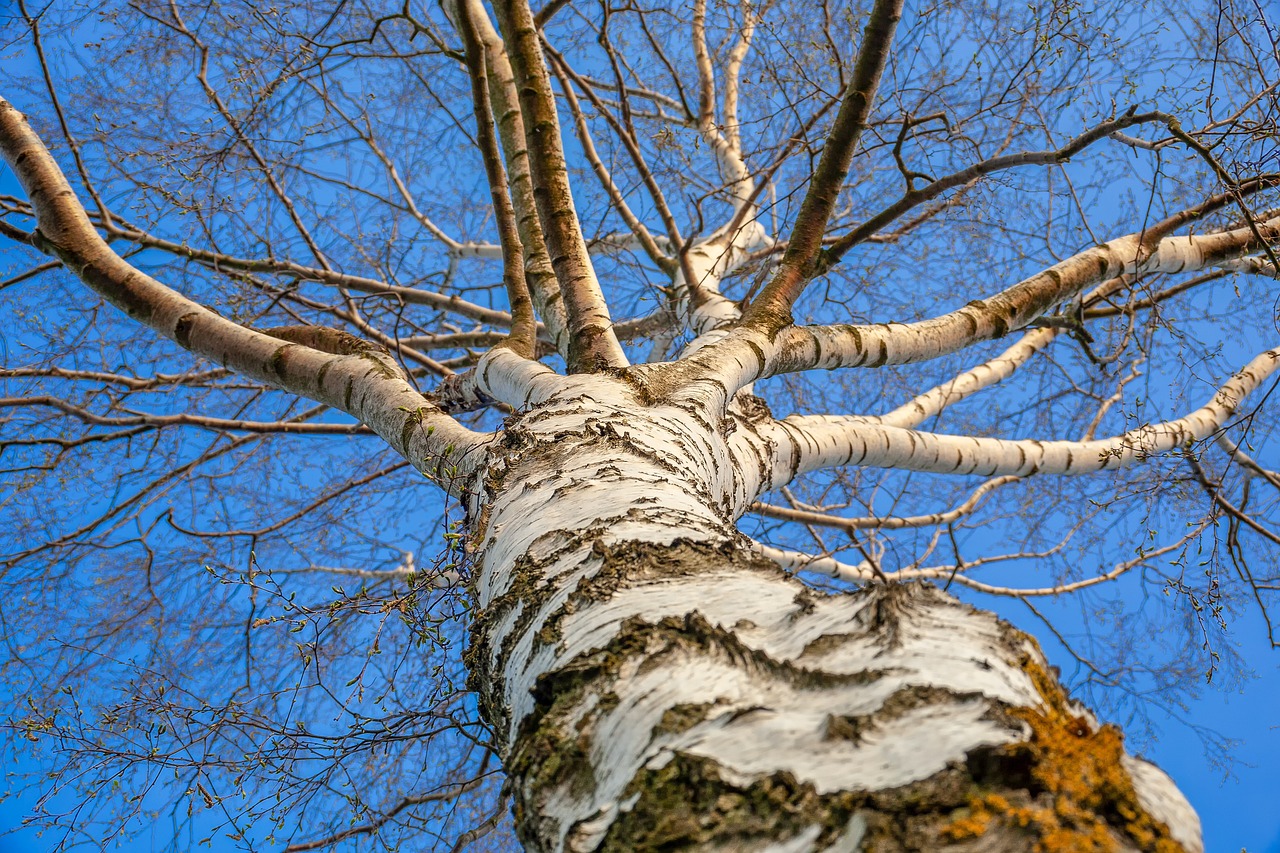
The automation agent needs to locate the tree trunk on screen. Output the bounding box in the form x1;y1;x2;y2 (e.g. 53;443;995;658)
463;381;1203;853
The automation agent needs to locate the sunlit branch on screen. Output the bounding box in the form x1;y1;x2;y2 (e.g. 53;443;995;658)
1215;255;1280;278
0;97;485;480
441;347;566;411
745;213;1280;389
539;2;780;350
739;345;1280;494
871;273;1135;429
491;0;628;370
741;0;904;331
458;0;536;359
721;0;759;162
879;326;1064;429
658;208;1280;411
447;0;571;358
1;424;149;454
676;221;772;338
750;541;877;582
689;0;759;208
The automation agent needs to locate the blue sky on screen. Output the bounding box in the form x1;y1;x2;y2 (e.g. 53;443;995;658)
3;2;1280;851
3;598;1277;851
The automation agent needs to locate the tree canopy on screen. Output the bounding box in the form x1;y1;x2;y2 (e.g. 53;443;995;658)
1;0;1278;849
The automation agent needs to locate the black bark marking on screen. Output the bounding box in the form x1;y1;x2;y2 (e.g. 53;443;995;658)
847;325;863;359
868;337;889;368
825;685;987;744
268;344;296;381
173;311;201;350
315;357;334;392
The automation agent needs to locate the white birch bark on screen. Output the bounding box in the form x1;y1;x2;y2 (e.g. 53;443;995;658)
464;372;1202;853
662;219;1280;399
732;346;1280;489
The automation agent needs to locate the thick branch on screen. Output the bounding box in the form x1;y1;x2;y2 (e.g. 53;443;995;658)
661;212;1280;405
448;0;571;357
741;0;904;331
765;216;1280;377
458;0;537;359
0;97;485;482
738;346;1280;494
491;0;627;370
873;273;1136;429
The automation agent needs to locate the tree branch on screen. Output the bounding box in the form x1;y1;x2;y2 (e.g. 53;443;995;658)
741;0;904;331
822;112;1193;266
2;395;370;435
735;345;1280;497
447;0;571;358
458;0;537;359
752;475;1019;531
491;0;628;370
0;97;485;482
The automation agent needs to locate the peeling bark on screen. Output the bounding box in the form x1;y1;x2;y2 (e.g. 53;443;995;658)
463;378;1202;852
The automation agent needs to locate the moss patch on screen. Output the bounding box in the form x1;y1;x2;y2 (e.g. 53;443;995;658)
599;749;1018;853
600;755;845;851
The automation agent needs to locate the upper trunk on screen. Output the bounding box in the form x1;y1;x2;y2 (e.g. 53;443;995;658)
461;377;1202;853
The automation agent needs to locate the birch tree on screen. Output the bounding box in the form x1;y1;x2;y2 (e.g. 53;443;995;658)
2;0;1278;850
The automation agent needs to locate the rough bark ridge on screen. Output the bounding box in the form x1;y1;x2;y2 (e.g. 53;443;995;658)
462;375;1201;853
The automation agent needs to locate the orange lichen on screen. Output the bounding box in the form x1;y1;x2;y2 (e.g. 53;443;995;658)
941;649;1188;853
939;803;992;841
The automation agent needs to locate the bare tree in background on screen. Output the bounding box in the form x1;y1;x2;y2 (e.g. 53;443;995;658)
2;0;1278;849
